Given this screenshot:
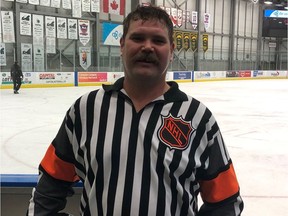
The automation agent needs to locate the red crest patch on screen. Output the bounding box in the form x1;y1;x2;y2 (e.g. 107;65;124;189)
158;114;194;150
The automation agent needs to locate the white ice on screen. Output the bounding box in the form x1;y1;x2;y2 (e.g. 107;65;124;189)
1;79;288;215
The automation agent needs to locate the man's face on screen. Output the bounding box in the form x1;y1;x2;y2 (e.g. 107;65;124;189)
120;19;174;81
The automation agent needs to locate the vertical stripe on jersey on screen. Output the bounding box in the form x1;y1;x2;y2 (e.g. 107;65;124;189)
84;91;98;214
121;109;142;215
106;94;125;216
95;92;112;216
138;103;164;216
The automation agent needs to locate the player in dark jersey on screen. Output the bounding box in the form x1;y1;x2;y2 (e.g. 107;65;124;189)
10;61;23;94
27;5;243;216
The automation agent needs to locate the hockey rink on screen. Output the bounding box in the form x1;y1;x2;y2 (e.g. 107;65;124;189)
1;79;288;216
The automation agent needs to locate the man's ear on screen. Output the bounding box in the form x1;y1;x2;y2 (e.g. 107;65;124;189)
120;37;124;48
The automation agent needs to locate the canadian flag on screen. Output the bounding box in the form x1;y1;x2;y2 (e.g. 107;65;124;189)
103;0;125;16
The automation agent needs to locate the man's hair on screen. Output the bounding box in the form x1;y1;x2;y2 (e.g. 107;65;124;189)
122;5;174;43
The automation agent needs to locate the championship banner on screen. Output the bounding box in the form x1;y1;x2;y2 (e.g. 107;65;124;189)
170;8;177;27
204;13;211;31
174;31;183;51
1;11;15;43
0;16;2;42
184;11;190;23
183;32;190;51
102;22;123;46
78;20;90;45
33;45;45;72
51;0;61;8
40;0;50;6
191;33;197;52
17;0;28;3
177;9;183;27
72;0;82;18
45;16;56;38
46;37;56;53
91;0;100;12
68;19;78;39
0;43;6;66
62;0;72;9
202;34;208;52
20;12;31;36
57;17;67;39
21;43;33;71
103;0;125;16
33;14;44;46
191;11;198;30
82;0;91;12
79;47;91;70
29;0;39;5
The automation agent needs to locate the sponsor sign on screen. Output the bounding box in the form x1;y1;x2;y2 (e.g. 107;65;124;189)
238;71;251;77
173;71;192;80
78;72;108;83
0;43;6;66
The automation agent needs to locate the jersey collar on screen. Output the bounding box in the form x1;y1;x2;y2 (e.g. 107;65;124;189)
103;77;188;102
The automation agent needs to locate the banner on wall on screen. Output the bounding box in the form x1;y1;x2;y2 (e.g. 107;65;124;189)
62;0;71;9
29;0;39;5
82;0;91;12
17;0;28;3
57;17;67;39
191;33;197;52
103;0;125;16
45;16;56;38
68;19;78;39
79;20;90;45
0;43;6;66
79;47;91;70
46;37;56;53
174;31;183;51
33;14;44;45
72;0;82;18
20;13;32;36
204;13;211;31
0;16;2;42
51;0;61;8
170;8;177;27
21;43;33;71
91;0;100;12
183;32;190;51
33;45;45;71
202;34;208;52
1;11;15;43
102;22;123;46
177;9;183;27
191;11;198;30
40;0;50;6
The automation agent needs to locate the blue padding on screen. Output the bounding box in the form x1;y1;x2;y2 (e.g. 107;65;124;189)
0;174;83;187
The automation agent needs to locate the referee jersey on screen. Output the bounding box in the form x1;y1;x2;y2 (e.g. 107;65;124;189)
28;77;243;216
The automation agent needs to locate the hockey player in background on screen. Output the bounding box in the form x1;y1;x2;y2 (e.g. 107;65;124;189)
10;61;23;94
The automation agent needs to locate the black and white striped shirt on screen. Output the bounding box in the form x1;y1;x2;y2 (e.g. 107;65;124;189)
28;77;243;216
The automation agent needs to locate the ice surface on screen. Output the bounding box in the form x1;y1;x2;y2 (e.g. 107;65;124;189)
1;79;288;215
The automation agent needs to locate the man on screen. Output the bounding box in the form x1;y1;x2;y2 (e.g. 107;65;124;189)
27;5;243;216
10;61;23;94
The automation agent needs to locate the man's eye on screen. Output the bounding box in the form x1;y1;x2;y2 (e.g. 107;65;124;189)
131;36;143;42
154;39;165;44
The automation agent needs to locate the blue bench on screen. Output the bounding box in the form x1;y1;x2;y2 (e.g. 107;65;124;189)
0;174;83;187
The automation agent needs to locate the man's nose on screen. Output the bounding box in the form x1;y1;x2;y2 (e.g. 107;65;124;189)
142;40;154;52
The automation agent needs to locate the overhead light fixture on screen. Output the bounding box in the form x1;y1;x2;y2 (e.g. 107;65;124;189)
264;1;273;4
